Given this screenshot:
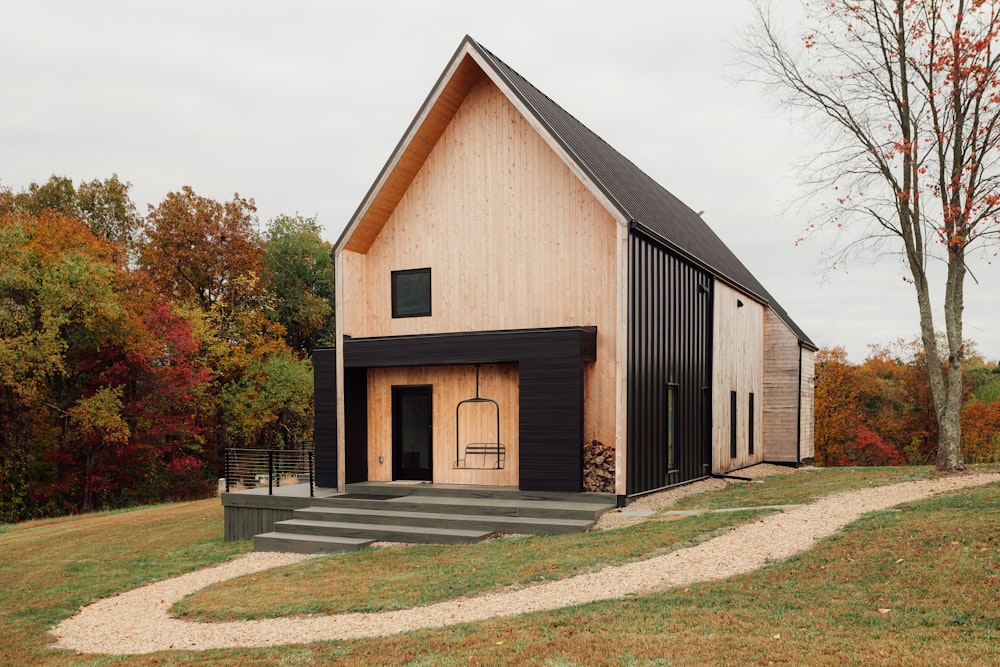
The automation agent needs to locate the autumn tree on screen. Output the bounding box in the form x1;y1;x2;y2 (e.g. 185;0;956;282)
746;0;1000;471
0;203;217;519
0;211;132;517
262;214;336;355
141;187;262;311
1;175;141;264
141;189;320;457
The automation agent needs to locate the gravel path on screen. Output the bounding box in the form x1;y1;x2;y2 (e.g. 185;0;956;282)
51;471;998;655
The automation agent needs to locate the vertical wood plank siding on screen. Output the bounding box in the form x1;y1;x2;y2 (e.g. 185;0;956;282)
341;78;619;452
799;348;816;461
761;309;803;462
313;348;338;488
628;231;713;495
366;364;520;486
711;282;764;472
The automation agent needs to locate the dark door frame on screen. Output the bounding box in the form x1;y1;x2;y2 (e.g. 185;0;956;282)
391;384;433;481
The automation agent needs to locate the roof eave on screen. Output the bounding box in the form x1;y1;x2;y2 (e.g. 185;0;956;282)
335;36;485;255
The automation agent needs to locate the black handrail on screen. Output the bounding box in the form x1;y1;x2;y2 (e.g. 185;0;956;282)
223;447;315;497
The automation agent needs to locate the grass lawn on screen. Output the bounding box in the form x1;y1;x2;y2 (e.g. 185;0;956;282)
1;465;997;666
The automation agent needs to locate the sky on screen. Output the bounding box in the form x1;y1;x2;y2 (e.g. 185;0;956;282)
2;0;998;361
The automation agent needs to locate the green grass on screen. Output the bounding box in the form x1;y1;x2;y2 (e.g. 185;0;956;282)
669;465;936;510
1;465;997;666
173;508;771;620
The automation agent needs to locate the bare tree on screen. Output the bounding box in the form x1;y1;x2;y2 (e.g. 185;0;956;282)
745;0;1000;470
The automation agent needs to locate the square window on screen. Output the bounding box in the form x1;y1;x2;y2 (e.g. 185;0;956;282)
392;268;431;318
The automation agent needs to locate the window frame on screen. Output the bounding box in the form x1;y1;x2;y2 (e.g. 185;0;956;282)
730;390;738;459
391;267;432;318
666;383;678;472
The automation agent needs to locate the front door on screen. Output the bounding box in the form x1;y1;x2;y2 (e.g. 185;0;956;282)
392;385;433;480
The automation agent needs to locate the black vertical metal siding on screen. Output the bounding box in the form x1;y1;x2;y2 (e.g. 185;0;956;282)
313;348;338;488
628;231;713;495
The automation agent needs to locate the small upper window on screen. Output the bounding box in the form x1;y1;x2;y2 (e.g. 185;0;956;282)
392;268;431;318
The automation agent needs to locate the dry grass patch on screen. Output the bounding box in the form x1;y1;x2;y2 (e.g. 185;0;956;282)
188;478;998;667
0;499;249;666
670;465;938;511
173;508;771;621
4;465;997;666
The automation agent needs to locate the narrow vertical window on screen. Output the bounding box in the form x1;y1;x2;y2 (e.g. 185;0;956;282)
730;390;738;458
666;384;677;471
391;268;431;318
748;392;755;456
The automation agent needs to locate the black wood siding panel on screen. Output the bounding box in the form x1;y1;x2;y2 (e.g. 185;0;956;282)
344;367;368;484
313;348;338;488
628;231;713;495
518;356;583;491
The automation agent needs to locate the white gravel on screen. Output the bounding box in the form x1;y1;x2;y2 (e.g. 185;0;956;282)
50;471;998;655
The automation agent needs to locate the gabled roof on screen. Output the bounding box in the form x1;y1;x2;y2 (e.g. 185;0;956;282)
337;36;815;349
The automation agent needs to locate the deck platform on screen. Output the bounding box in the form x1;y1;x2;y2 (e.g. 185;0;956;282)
222;482;617;553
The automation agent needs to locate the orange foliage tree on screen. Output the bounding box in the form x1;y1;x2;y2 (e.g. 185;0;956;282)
814;343;999;466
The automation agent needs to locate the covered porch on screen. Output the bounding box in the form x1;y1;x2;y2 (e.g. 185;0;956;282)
315;326;599;494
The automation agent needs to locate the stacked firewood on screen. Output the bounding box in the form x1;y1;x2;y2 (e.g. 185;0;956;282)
582;439;615;493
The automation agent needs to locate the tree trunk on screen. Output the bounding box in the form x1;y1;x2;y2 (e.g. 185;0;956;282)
936;250;967;471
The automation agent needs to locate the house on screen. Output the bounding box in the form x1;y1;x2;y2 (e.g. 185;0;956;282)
314;36;816;506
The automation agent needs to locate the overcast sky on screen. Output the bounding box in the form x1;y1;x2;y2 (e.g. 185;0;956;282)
3;0;998;361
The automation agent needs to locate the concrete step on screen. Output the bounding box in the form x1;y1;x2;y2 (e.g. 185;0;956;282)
293;506;594;534
272;518;493;544
322;495;614;521
253;532;374;554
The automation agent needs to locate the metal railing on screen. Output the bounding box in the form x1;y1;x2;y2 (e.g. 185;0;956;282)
223;447;314;497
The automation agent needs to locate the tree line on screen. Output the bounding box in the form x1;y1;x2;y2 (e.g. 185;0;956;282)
0;175;335;521
815;343;1000;467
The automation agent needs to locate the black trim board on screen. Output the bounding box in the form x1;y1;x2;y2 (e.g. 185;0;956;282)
342;326;596;368
313;349;338;488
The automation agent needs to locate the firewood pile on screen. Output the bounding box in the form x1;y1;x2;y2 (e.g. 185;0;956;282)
583;439;615;493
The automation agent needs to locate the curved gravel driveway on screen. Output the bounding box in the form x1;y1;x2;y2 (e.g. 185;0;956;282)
51;472;998;655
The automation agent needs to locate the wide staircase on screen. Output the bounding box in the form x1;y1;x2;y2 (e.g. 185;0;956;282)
253;482;617;554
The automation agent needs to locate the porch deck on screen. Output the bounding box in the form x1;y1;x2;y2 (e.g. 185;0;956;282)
222;482;617;553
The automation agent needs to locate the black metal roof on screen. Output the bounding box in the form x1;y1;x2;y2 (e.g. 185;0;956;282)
467;37;815;349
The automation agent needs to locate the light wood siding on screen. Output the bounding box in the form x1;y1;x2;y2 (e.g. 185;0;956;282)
340;250;366;337
342;77;618;452
344;56;487;254
799;348;816;461
712;283;764;472
366;364;520;486
761;308;801;462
